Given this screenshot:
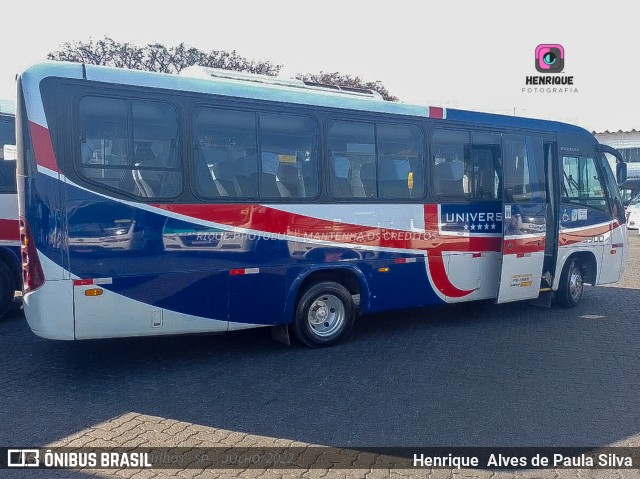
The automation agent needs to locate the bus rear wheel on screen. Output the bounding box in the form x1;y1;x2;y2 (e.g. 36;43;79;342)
293;281;355;347
556;258;583;308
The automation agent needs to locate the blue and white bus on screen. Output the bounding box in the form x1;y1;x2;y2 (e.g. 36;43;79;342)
16;62;628;346
0;111;21;317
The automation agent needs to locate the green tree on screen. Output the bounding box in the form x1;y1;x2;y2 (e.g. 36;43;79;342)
47;37;282;75
48;37;398;100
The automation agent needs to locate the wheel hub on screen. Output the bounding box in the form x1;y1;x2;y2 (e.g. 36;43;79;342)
569;268;583;300
307;294;345;337
310;302;329;324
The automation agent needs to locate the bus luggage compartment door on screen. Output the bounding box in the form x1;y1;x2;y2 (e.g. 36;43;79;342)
497;135;547;304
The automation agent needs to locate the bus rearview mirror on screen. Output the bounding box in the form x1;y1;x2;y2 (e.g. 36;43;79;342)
616;162;627;185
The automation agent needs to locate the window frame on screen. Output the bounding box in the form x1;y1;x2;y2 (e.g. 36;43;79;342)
560;154;609;212
325;117;427;202
75;94;183;201
189;105;322;202
429;126;503;204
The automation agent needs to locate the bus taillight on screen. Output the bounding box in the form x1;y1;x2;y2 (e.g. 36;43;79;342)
19;216;45;292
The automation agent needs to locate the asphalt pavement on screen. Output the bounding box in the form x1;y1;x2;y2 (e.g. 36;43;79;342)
2;235;640;478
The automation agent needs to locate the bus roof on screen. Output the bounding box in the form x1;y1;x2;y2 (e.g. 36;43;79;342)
21;61;592;138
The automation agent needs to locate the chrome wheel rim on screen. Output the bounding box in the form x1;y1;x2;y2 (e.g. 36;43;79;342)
307;294;345;338
569;266;583;303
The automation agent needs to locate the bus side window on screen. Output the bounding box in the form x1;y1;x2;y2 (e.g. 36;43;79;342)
561;156;607;211
192;108;257;199
432;129;467;200
377;123;423;199
470;132;501;200
330;155;352;197
258;112;319;199
430;129;506;203
327;120;375;199
328;120;424;200
503;135;545;203
78;96;181;199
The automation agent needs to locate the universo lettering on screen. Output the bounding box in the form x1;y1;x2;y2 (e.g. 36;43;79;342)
444;212;502;223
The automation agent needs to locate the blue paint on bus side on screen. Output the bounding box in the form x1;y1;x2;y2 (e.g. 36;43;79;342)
446;109;593;137
26;172;443;325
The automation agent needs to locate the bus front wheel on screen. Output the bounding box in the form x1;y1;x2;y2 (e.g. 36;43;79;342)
556;258;583;308
293;281;355;347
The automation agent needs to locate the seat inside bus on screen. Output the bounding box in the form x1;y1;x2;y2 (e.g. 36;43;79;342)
330;156;352;197
434;160;465;197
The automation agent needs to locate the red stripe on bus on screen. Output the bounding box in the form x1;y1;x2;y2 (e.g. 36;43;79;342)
149;203;500;301
427;254;474;298
429;107;444;119
152;203;503;254
28;122;59;173
558;223;613;247
0;219;20;241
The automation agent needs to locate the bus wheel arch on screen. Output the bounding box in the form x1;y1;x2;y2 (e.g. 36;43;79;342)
555;252;597;308
288;267;366;347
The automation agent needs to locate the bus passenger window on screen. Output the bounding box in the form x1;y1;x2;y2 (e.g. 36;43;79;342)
328;120;424;201
327;121;375;199
258;112;319;199
78;97;181;199
330;156;352;197
377;123;423;199
470;132;501;200
193;108;257;198
432;129;467;200
432;129;502;202
503;135;545;203
192;109;318;200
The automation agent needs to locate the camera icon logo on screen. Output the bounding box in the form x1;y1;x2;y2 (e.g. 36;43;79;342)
535;44;564;73
7;449;40;467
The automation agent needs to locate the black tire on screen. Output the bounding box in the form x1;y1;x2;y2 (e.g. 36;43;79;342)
0;261;15;319
293;281;356;347
556;258;583;308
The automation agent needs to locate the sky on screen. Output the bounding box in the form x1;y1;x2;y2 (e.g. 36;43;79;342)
1;0;638;132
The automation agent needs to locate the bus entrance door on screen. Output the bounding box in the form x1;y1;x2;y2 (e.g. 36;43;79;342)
496;135;547;303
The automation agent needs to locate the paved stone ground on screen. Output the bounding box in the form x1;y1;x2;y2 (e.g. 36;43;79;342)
2;235;640;478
